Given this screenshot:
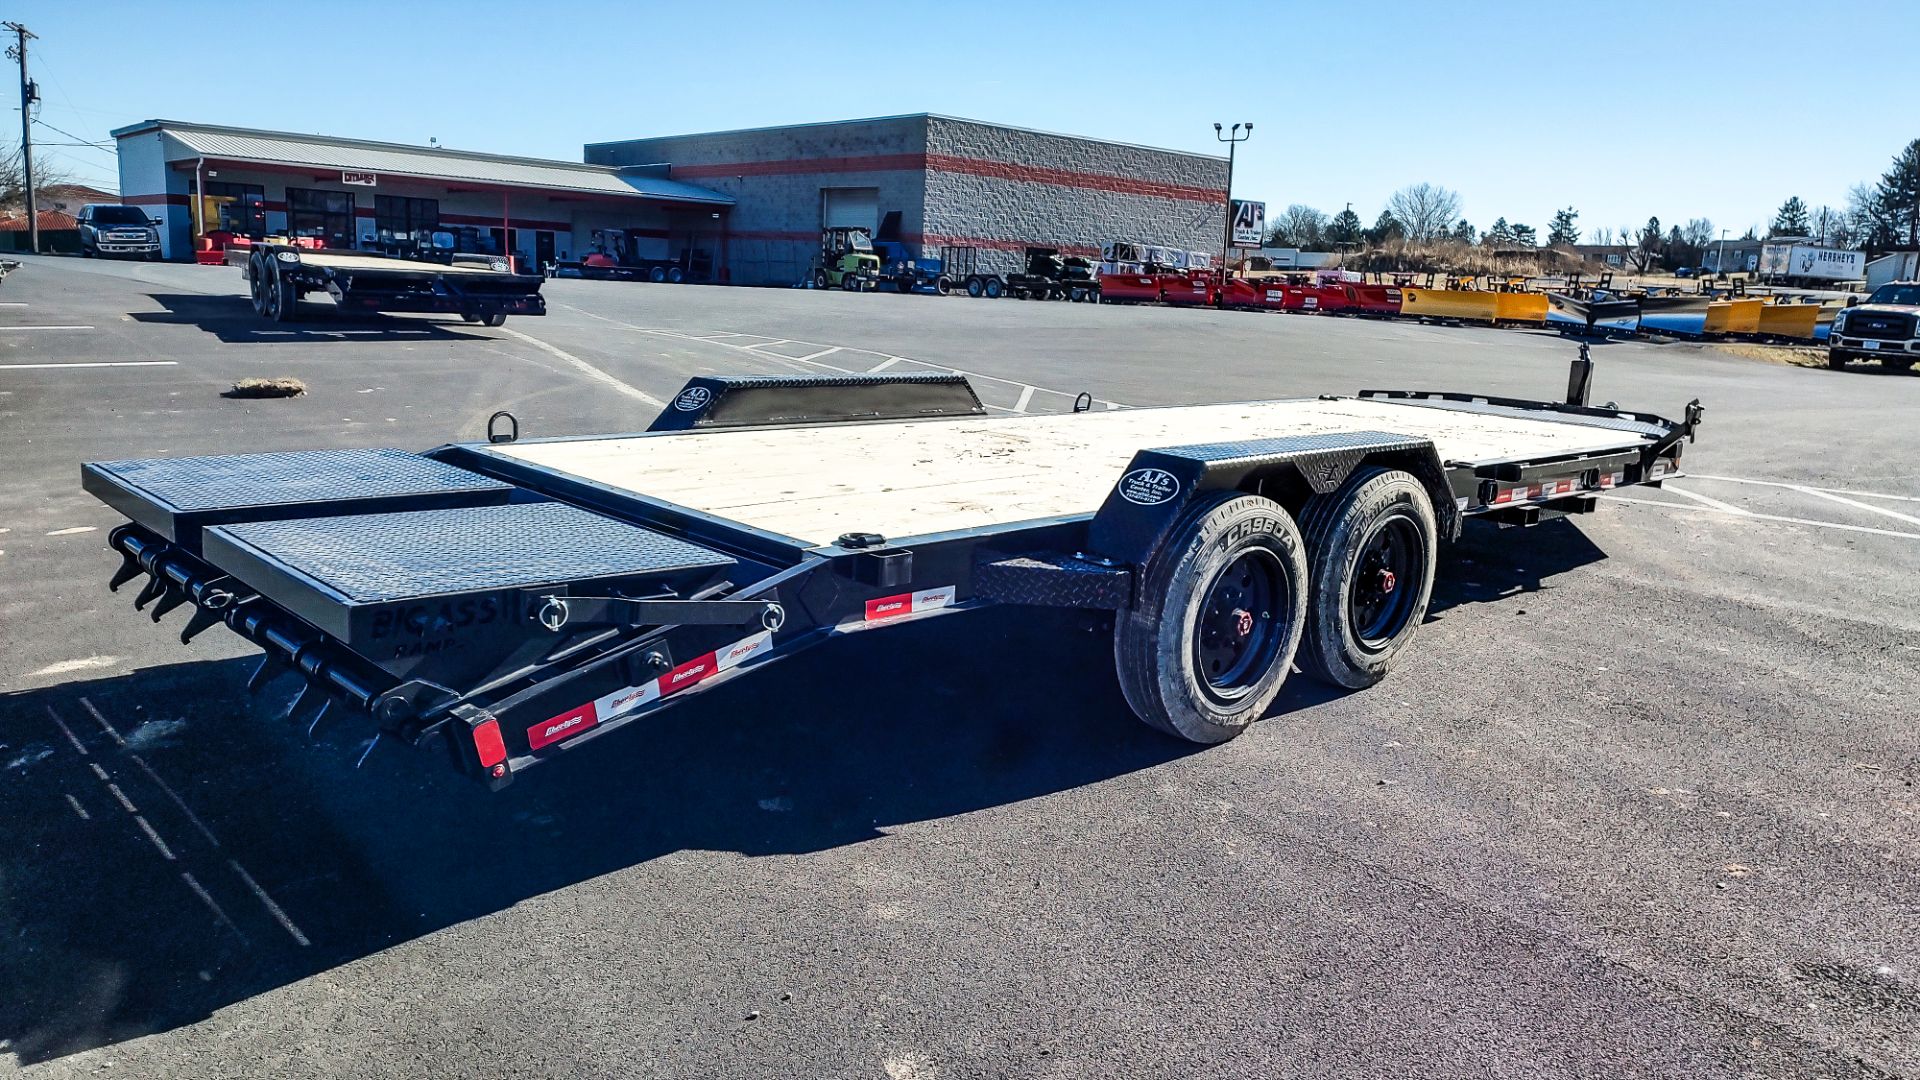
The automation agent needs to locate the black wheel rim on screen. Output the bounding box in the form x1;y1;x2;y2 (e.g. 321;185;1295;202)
1193;548;1289;702
1349;513;1422;652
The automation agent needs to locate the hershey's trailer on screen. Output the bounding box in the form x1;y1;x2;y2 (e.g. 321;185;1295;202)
82;364;1699;789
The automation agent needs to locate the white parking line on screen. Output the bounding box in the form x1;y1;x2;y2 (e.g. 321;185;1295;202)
228;859;310;947
1601;493;1920;541
0;324;93;331
1788;486;1920;528
1013;386;1036;413
493;325;664;407
868;356;904;372
793;346;843;363
0;361;177;370
1685;474;1920;504
1663;485;1752;516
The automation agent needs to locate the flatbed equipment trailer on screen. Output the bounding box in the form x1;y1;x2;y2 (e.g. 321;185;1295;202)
236;242;547;325
82;363;1700;790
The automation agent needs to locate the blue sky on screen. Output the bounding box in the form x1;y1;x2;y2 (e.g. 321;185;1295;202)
16;0;1917;242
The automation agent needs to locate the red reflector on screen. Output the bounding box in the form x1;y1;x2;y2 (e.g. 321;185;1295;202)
472;718;507;769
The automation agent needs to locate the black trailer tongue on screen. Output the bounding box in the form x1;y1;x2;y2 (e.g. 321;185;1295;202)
86;448;751;787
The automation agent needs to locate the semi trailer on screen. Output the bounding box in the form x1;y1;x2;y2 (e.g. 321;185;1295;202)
83;360;1699;790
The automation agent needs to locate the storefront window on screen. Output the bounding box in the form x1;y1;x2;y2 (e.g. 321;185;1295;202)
286;188;355;249
202;181;265;237
375;195;438;237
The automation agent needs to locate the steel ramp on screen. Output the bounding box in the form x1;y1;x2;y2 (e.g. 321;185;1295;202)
200;502;737;645
82;448;516;552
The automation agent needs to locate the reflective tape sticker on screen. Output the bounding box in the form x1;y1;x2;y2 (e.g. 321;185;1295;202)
658;651;719;697
539;627;778;748
718;630;773;671
864;585;958;624
528;702;598;750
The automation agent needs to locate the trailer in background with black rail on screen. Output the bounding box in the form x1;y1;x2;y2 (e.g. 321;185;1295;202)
236;242;547;325
82;358;1699;790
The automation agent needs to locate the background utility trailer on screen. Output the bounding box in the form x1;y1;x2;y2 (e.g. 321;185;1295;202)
82;362;1700;790
237;242;547;326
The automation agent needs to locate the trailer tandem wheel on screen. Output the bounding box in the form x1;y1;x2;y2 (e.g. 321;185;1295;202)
1296;467;1437;689
262;260;299;323
1114;492;1308;744
247;255;269;316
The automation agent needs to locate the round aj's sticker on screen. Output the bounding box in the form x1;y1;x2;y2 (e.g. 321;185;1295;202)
1117;467;1180;506
673;386;713;412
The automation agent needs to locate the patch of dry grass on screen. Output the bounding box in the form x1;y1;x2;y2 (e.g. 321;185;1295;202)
225;377;307;398
1709;343;1829;369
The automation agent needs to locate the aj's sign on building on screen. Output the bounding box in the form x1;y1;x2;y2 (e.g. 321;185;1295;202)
1230;200;1265;248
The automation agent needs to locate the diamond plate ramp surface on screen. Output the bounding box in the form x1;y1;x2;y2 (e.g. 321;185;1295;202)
83;448;515;549
206;502;735;604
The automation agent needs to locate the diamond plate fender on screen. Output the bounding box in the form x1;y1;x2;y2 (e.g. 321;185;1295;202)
1083;431;1452;568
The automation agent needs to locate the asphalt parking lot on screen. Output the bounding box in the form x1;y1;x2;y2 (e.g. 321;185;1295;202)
3;255;1917;1079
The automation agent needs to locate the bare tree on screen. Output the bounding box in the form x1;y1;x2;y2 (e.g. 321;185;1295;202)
0;141;78;214
1266;204;1329;249
1591;226;1614;247
1679;218;1714;249
1386;183;1462;242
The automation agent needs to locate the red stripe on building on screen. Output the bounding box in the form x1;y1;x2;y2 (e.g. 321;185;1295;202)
671;153;928;180
439;212;571;231
922;154;1223;204
668;152;1223;205
123;193;191;207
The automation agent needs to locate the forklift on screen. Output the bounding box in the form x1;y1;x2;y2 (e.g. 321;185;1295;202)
812;227;881;291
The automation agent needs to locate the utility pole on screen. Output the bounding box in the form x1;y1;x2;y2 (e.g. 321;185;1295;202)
1213;122;1252;275
4;22;37;256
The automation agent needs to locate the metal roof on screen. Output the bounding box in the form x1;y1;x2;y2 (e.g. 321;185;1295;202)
115;120;731;205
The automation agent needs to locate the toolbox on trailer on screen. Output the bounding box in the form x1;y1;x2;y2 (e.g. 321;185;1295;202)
83;361;1700;789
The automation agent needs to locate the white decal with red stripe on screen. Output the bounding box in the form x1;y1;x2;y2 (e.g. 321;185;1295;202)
862;586;955;624
530;629;776;751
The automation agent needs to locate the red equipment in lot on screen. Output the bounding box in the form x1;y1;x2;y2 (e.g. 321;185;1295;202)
1096;271;1164;304
1158;270;1218;306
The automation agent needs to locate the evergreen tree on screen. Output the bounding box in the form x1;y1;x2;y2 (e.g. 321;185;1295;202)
1769;196;1810;237
1511;224;1538;247
1451;219;1476;244
1485;217;1514;245
1326;207;1364;248
1546;207;1581;246
1366;210;1403;245
1876;139;1920;248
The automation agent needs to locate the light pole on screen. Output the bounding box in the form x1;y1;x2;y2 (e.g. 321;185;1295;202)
1214;122;1251;275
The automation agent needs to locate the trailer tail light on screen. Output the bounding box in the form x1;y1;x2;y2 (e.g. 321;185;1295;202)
472;717;507;770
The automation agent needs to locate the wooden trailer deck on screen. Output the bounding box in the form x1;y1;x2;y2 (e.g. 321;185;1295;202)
490;398;1662;546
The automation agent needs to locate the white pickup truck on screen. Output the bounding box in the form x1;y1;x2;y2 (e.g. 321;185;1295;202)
1829;281;1920;371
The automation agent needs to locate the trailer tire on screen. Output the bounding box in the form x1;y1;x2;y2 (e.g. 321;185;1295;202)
262;261;299;323
965;277;983;298
247;255;269;315
935;276;953;296
984;278;1004;299
1115;492;1308;744
667;266;685;284
482;313;507;327
1296;467;1437;689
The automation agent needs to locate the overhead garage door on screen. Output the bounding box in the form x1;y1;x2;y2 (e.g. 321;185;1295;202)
821;187;879;234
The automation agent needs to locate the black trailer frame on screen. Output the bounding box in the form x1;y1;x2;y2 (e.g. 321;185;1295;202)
82;368;1700;791
243;243;547;326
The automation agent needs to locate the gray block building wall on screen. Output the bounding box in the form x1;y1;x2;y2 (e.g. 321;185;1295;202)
588;116;929;286
587;114;1228;285
921;117;1227;278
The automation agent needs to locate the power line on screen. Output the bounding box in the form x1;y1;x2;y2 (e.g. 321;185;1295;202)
31;116;110;149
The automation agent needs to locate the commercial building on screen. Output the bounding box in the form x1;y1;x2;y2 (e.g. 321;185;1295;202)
109;114;1228;284
111;120;733;267
586;114;1229;285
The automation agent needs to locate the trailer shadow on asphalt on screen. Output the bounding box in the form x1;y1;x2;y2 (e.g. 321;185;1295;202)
1427;517;1609;616
130;293;493;345
0;527;1598;1064
0;608;1187;1063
